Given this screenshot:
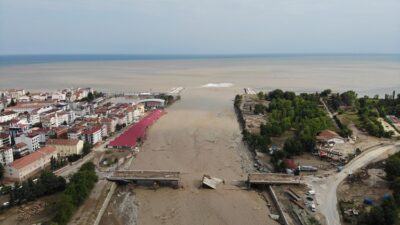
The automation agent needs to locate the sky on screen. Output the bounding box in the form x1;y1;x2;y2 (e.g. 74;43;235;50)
0;0;399;55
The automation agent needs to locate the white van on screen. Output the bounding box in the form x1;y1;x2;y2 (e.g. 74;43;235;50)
307;190;316;195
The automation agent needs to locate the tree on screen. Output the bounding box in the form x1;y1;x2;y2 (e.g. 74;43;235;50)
82;142;92;156
283;137;303;156
254;104;265;114
321;89;332;97
0;163;4;184
53;194;76;225
257;92;264;100
340;90;358;107
8;98;17;107
268;89;284;100
87;92;94;102
50;156;57;171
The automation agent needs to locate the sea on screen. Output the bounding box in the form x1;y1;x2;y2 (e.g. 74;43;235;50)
0;54;399;96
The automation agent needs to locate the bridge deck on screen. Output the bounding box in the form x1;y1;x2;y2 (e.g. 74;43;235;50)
248;173;301;185
108;170;180;181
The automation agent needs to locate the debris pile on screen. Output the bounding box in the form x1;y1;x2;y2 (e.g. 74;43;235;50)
17;201;47;221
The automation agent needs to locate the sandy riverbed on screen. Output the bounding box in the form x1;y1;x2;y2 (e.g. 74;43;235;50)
101;87;279;225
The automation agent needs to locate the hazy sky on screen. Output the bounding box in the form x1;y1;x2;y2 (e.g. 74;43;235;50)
0;0;399;55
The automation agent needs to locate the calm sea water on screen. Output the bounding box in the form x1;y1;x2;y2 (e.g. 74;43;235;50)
1;54;400;67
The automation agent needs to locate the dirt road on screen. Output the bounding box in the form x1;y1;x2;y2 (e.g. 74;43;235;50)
305;142;400;225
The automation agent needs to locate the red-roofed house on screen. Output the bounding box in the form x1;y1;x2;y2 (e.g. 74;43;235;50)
47;139;84;157
316;129;344;145
5;146;57;181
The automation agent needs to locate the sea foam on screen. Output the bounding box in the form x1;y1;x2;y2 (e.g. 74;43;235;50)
201;83;233;88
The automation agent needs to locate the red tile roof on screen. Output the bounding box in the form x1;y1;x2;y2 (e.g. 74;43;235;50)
0;133;9;139
15;143;27;149
316;130;341;141
10;146;56;170
82;127;101;135
47;139;80;146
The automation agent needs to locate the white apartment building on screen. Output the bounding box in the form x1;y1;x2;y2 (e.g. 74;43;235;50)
0;146;14;165
0;111;19;123
15;133;40;151
82;127;102;145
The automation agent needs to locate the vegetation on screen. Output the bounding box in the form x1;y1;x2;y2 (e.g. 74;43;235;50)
115;123;126;131
82;142;93;156
155;93;176;105
235;90;335;172
356;151;400;225
327;90;400;138
81;91;104;103
9;172;66;206
0;164;4;184
52;162;98;225
8;98;17;107
50;156;68;171
259;90;333;156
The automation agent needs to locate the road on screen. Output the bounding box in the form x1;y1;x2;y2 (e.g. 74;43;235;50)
304;142;400;225
320;98;339;130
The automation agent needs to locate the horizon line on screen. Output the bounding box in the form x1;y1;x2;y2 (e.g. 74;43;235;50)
1;52;400;57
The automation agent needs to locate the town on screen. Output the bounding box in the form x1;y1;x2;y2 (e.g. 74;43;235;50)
0;87;182;224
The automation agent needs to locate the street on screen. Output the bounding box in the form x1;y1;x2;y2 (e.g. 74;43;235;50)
304;142;400;225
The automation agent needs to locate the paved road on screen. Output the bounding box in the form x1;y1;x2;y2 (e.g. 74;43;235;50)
304;142;400;225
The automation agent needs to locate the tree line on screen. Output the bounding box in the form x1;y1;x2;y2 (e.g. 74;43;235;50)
8;172;66;206
52;162;98;225
326;90;399;138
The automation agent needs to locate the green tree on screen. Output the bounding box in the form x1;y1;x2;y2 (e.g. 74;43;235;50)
82;142;92;155
0;163;4;184
257;92;264;100
283;137;303;156
87;92;95;102
53;194;76;225
254;104;265;114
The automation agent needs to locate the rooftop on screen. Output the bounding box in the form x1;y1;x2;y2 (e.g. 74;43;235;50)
316;129;342;141
47;139;80;146
10;146;56;170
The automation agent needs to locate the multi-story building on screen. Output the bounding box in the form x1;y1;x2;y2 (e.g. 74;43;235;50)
0;111;19;123
47;139;84;157
15;133;40;151
30;128;50;143
0;146;14;165
0;133;10;147
5;146;57;182
13;143;30;157
100;118;117;135
51;92;66;101
82;127;102;145
67;127;83;140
